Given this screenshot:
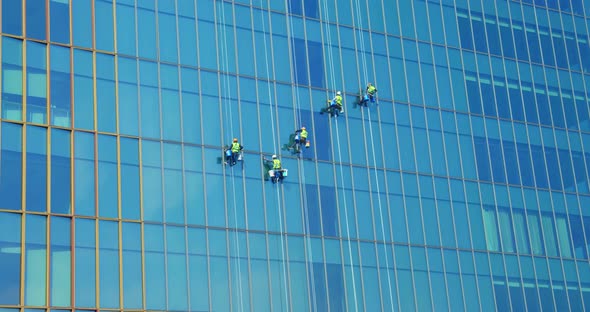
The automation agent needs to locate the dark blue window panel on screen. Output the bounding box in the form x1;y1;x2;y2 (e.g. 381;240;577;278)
319;186;337;237
495;82;510;119
473;137;492;182
571;0;584;14
307;41;324;88
558;149;575;191
457;12;473;50
485;17;502;56
305;185;337;237
575;97;589;131
289;0;319;17
292;38;308;86
309;263;328;312
531;145;549;188
522;86;538;124
488;139;506;183
579;42;590;73
539;30;556;67
512;21;529;61
523;279;540;311
549;95;565;128
304;184;322;236
466;78;482;115
480;79;496;117
502;141;520;185
584;153;590;189
516;143;535;188
563;95;578;130
27;0;46;40
572;152;588;191
50;0;70;44
508;83;525;122
326;263;345;310
499;21;515;59
2;0;22;35
471;15;487;53
552;35;569;69
569;214;588;258
566;36;581;70
534;90;552;127
544;147;562;190
493;281;510;311
0;123;22;210
525;25;543;64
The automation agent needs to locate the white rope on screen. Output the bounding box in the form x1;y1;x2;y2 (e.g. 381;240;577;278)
351;1;395;310
284;2;319;311
333;117;359;312
258;1;290;310
218;2;244;311
319;0;359;310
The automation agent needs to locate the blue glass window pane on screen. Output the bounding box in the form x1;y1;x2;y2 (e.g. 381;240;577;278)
531;145;549;189
51;129;71;214
72;0;92;48
26;0;46;40
99;221;119;308
50;0;70;44
96;54;116;133
198;19;217;70
120;138;140;220
142;140;163;222
145;224;166;309
2;0;22;35
73;49;94;130
544;147;562;190
26;41;47;124
2;37;23;121
74;131;95;216
26;126;47;212
122;222;142;309
499;21;516;59
158;10;178;63
164;143;184;224
50;217;71;306
137;7;157;59
0;212;21;305
0;122;23;210
25;215;46;306
50;45;72;127
98;135;118;218
95;0;114;52
75;218;95;307
116;2;136;56
179;17;198;66
161;91;181;141
117;57;138;136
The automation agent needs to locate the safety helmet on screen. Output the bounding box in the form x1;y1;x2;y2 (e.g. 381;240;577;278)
233;138;238;142
272;155;277;159
368;82;372;85
301;126;306;130
336;91;341;95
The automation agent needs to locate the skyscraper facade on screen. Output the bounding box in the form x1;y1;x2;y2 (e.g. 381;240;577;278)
1;0;590;311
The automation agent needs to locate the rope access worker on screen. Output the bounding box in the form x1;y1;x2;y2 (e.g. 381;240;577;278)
291;126;310;152
264;154;285;183
321;91;344;117
361;82;377;106
225;138;243;166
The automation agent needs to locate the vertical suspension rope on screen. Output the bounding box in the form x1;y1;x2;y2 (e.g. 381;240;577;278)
319;0;360;310
351;1;395;310
218;1;245;311
284;2;319;311
257;0;291;310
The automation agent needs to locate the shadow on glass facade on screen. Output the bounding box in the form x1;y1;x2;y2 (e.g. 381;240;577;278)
1;0;590;311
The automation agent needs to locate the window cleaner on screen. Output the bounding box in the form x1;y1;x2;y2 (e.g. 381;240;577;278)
289;126;310;153
224;138;243;166
263;154;287;183
320;91;344;117
359;82;377;106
